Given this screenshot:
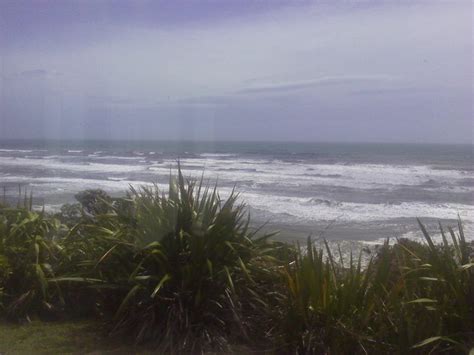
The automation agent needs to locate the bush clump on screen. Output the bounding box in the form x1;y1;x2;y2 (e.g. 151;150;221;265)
0;207;64;320
61;172;278;351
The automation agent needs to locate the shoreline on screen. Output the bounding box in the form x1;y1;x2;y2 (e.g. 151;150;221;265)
257;216;469;244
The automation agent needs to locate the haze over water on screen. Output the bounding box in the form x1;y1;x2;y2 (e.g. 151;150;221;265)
0;140;472;243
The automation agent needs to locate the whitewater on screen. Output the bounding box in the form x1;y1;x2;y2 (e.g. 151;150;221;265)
0;140;472;243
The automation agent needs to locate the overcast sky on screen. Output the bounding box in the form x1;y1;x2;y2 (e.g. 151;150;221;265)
0;0;472;143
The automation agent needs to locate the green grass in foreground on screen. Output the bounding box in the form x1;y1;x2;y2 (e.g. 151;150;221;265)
0;320;152;354
1;169;473;354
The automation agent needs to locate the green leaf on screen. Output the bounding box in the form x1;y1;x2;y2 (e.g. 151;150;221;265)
461;263;474;271
413;336;462;349
115;285;142;318
224;266;235;293
49;277;104;283
207;259;213;278
412;336;443;348
95;244;118;267
35;264;47;297
419;277;444;282
406;298;438;304
150;274;171;298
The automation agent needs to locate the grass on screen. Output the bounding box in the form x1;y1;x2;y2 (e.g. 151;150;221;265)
1;169;473;354
0;320;156;354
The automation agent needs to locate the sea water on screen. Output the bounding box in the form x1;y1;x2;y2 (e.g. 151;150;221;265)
0;140;472;243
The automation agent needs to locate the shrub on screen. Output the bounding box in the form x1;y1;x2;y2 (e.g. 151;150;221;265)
277;220;474;354
0;207;64;320
74;189;112;216
60;170;279;352
54;203;82;226
278;238;383;353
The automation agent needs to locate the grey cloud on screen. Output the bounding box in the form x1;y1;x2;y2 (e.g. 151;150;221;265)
88;95;229;111
236;75;397;95
19;69;48;78
3;69;63;80
176;95;231;106
86;95;134;105
350;87;440;96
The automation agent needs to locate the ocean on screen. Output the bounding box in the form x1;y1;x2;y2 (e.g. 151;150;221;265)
0;140;472;244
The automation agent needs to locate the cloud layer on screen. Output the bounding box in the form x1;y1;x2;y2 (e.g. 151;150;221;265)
0;1;472;143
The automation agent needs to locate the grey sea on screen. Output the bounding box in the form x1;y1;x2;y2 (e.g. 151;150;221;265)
0;140;472;244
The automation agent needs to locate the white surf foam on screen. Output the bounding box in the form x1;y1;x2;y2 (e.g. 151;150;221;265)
148;159;473;193
233;190;474;224
199;153;237;158
1;154;472;233
0;156;144;173
0;176;163;197
0;149;35;153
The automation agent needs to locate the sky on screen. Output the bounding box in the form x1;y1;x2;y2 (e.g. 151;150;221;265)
0;0;472;143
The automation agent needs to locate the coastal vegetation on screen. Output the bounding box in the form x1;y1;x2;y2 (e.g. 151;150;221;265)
0;170;473;354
